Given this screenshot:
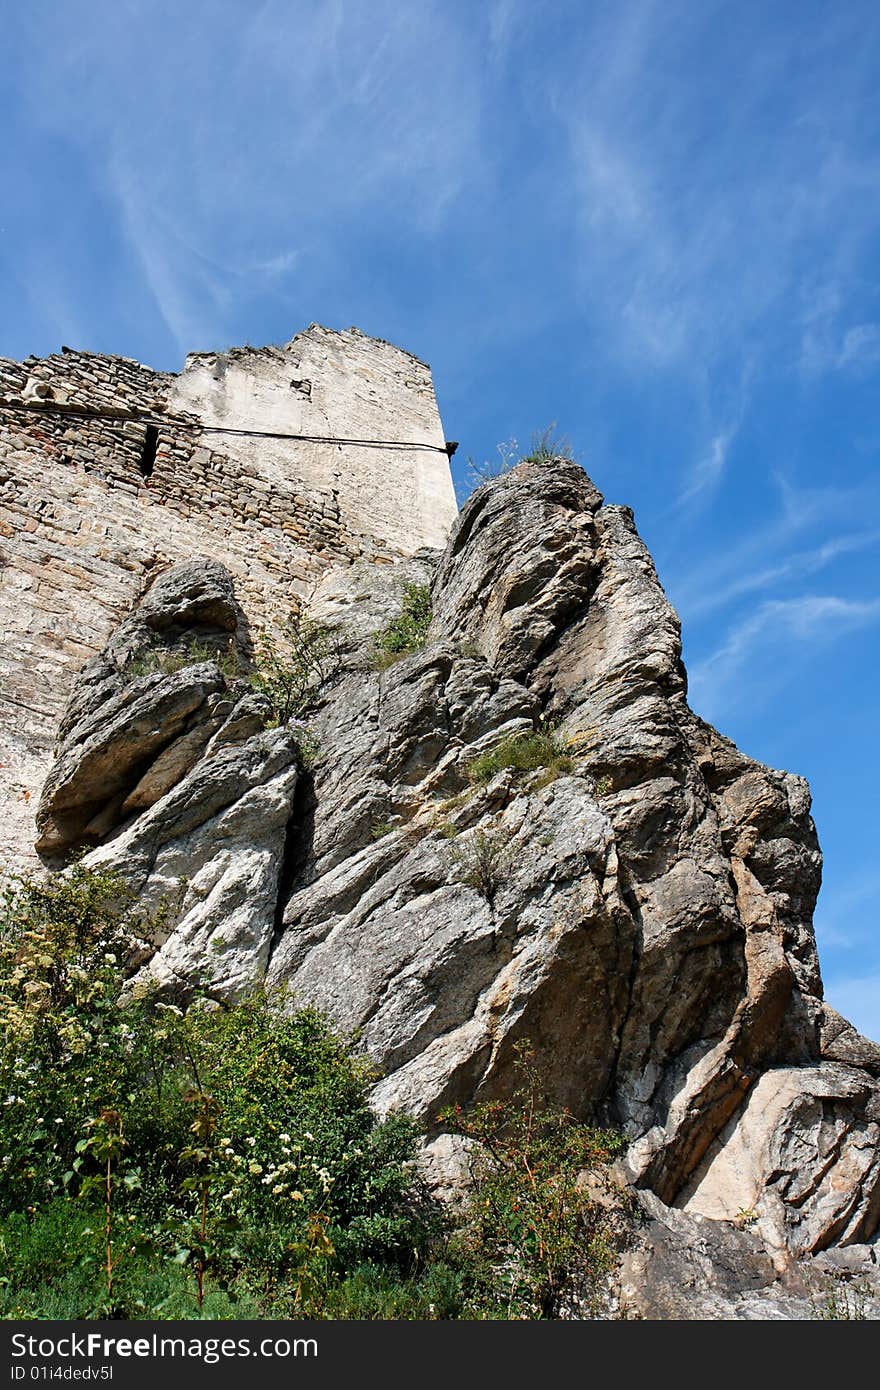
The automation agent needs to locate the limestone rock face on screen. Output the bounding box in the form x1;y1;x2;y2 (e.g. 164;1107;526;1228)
35;461;880;1268
87;728;300;1000
617;1191;880;1319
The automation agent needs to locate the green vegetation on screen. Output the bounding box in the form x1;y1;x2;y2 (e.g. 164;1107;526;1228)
521;424;574;464
466;728;574;788
812;1279;870;1321
448;828;511;905
250;613;340;725
370;820;396;841
123;611;341;729
0;870;433;1318
125;636;243;681
465;426;575;490
372;584;432;669
440;1043;630;1318
0;869;629;1320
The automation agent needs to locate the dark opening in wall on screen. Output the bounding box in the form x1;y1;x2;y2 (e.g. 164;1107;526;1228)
139;425;159;478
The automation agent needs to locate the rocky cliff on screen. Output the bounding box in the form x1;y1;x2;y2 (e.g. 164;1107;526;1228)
30;457;880;1316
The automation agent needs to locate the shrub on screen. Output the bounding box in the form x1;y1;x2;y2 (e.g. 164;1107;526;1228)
466;729;573;787
372;585;432;669
250;613;341;724
0;870;631;1321
440;1044;629;1319
0;867;162;1213
0;871;437;1318
448;829;511;905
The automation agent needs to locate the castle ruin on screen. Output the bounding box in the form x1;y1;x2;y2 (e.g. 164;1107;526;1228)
0;324;459;871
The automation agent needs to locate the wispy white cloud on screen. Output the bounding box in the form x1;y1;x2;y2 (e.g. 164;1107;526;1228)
676;413;743;509
838;323;880;368
683;529;880;619
666;474;880;620
508;0;880;510
801;279;880;375
487;0;522;64
688;594;880;720
690;429;735;497
556;7;880;375
15;0;484;357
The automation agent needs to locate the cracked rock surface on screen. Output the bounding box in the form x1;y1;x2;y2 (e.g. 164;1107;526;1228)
36;461;880;1276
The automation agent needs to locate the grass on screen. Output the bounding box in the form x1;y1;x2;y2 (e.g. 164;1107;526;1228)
465;426;575;491
370;820;397;840
521;424;574;464
448;828;511;904
371;584;432;669
125;637;244;682
466;729;574;787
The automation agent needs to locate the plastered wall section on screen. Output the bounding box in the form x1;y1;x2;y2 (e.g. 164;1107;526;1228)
0;329;458;873
170;326;458;553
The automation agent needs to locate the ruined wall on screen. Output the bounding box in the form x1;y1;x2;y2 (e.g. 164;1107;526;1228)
0;325;458;872
171;325;457;554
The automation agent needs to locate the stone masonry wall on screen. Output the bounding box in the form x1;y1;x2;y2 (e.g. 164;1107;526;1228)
0;326;458;872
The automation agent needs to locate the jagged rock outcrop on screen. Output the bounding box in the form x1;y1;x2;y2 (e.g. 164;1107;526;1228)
35;459;880;1292
36;559;301;998
618;1191;880;1319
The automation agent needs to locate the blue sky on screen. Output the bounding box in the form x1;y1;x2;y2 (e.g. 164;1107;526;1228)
2;1;879;1038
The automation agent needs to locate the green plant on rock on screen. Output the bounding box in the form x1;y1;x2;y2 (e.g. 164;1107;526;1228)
466;729;574;788
812;1278;870;1321
250;612;341;724
463;427;574;495
521;423;574;464
440;1043;629;1319
372;584;432;669
448;828;512;906
734;1206;759;1229
124;635;243;682
370;820;396;841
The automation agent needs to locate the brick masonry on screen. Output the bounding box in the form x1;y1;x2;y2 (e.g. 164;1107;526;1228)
0;325;458;871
